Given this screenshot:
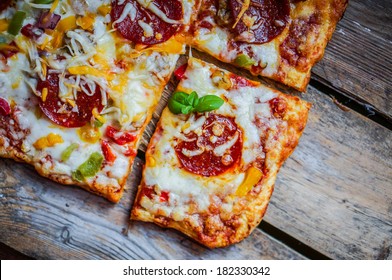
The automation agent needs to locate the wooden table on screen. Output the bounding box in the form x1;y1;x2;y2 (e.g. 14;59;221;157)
1;0;391;260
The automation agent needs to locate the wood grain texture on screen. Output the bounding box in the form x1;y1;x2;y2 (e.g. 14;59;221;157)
265;86;392;260
139;50;392;259
311;0;392;119
0;157;305;260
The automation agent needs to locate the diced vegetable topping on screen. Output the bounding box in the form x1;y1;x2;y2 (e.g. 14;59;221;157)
159;191;170;202
78;125;101;144
94;119;104;128
8;11;27;36
76;13;95;31
37;12;61;30
168;91;224;115
211;70;232;90
21;24;44;40
0;19;9;32
33;133;64;150
33;0;55;4
174;63;188;79
72;152;103;181
235;166;263;196
61;143;79;162
101;141;117;164
234;54;256;67
106;126;135;145
0;97;11;116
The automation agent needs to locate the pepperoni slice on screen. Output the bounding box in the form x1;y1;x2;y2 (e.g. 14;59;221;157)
37;73;104;128
111;0;183;45
229;0;290;44
0;0;12;13
175;114;242;177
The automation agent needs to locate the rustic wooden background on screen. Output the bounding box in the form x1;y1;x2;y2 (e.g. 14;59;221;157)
1;0;391;259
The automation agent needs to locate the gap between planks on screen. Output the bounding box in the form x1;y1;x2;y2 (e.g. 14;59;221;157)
311;0;392;120
136;49;392;259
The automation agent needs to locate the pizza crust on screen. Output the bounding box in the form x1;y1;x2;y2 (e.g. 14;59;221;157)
132;58;310;248
276;0;349;91
191;0;348;91
0;0;198;203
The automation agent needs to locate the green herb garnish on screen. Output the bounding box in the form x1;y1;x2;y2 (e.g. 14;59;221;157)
168;91;224;115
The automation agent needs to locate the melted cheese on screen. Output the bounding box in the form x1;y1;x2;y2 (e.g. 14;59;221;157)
141;58;279;218
213;131;239;157
194;15;280;76
0;0;196;196
112;2;137;26
136;0;182;24
138;20;154;37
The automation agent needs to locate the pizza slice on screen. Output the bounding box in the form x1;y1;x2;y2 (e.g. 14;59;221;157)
132;57;310;248
191;0;348;91
0;0;199;202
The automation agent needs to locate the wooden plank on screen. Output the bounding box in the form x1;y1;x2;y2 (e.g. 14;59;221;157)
264;86;392;260
0;157;305;260
311;0;392;119
139;50;392;259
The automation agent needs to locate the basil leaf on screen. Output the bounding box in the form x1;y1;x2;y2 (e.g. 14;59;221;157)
168;91;224;115
186;91;199;107
234;54;256;67
181;105;193;115
168;91;189;114
195;95;224;113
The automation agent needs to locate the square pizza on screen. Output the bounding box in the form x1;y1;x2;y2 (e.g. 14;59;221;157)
132;57;310;247
0;0;199;202
191;0;348;91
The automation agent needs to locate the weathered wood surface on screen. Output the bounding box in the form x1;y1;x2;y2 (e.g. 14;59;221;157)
0;157;305;260
265;86;392;260
312;0;392;119
139;49;392;260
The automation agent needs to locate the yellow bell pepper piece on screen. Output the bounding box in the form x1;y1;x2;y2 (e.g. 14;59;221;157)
0;19;9;32
76;13;95;31
33;133;64;150
97;4;112;16
77;124;101;144
47;16;77;50
235;166;263;196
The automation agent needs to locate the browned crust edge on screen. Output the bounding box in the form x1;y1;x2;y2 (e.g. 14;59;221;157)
191;0;349;92
131;59;311;248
